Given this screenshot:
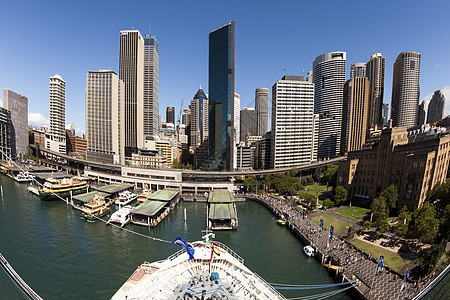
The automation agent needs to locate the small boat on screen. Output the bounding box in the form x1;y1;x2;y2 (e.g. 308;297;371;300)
304;245;315;257
14;172;34;182
107;205;133;227
80;194;111;221
277;219;286;225
137;189;151;203
115;191;138;206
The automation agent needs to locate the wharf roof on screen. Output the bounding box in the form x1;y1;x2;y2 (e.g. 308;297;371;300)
93;184;134;194
72;191;111;203
132;201;167;217
28;166;55;172
209;203;236;220
35;173;72;180
208;190;234;203
148;189;179;202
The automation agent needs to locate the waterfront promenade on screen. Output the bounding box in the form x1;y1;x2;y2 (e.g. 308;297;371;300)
249;194;426;300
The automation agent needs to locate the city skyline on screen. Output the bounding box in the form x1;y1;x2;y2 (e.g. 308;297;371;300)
1;1;450;135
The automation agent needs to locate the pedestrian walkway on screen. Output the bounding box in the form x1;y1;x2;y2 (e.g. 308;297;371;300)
248;194;425;300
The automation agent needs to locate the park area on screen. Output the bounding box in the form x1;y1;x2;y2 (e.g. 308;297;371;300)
335;206;370;222
311;214;352;234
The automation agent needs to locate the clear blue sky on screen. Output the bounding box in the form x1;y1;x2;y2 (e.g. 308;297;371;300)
1;0;449;135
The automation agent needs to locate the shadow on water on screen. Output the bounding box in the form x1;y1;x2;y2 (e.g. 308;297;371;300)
0;175;351;299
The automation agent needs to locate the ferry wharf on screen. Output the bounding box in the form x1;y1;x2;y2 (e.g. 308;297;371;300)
249;194;427;300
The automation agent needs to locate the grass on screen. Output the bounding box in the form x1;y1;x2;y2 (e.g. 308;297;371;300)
304;184;328;193
311;214;352;234
351;238;410;272
335;206;370;222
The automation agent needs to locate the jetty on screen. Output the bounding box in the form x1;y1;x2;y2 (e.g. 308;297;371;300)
130;188;180;227
207;189;238;230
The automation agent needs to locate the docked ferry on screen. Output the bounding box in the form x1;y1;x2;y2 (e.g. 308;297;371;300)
112;234;284;299
39;177;88;201
80;194;112;221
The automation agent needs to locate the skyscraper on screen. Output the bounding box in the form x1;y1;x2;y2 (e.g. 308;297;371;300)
190;88;209;169
271;75;316;168
234;93;240;145
0;107;12;160
166;107;175;124
240;108;257;141
350;63;366;78
340;77;370;154
2;89;28;157
391;52;421;128
46;74;66;154
313;51;346;159
418;100;428;127
208;21;235;170
382;103;389;127
144;34;159;138
255;87;270;136
366;53;386;126
119;29;144;154
85;69;125;164
427;89;446;124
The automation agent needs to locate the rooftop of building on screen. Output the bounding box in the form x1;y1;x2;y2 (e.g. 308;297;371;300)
132;200;167;217
147;189;179;202
93;184;134;194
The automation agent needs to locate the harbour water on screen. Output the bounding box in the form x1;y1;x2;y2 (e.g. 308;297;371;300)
0;174;351;299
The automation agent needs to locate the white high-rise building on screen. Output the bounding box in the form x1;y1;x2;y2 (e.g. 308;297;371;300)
255;87;270;136
233;93;240;169
271;75;317;169
144;34;159;138
350;63;366;78
46;74;66;154
313;51;346;159
120;29;144;154
85;69;125;164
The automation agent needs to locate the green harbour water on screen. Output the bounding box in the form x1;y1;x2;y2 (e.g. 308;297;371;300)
0;174;352;299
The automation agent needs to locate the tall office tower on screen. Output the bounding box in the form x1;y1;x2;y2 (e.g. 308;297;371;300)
190;89;208;148
119;29;144;154
418;100;428;127
255;87;270;136
47;74;66;153
271;75;316;169
240;108;257;141
234;93;240;145
0;107;12;160
182;109;191;126
166;107;175;124
143;34;159;138
313;51;346;159
208;21;235;170
366;53;386;126
427;89;446;124
85;69;125;164
391;52;421;128
2;89;28;157
350;63;366;78
340;77;370;154
382;103;389;127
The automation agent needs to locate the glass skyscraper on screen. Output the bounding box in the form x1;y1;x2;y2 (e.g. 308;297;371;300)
208;21;235;170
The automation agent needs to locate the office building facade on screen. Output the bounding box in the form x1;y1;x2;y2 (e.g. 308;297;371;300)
166;107;175;124
271;75;317;168
418;100;428;127
427;89;446;124
2;89;28;157
190;89;209;169
391;52;421;128
85;70;125;164
350;63;366;78
144;34;159;137
313;52;346;159
366;53;385;126
46;74;66;154
0;107;12;160
208;21;235;170
255;87;270;136
119;30;144;153
382;103;389;127
341;77;370;154
240;108;257;141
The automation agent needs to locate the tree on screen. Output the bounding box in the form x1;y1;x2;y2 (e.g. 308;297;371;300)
380;185;399;211
363;221;372;230
371;197;389;233
396;205;411;237
322;164;338;188
323;198;334;208
333;186;347;207
243;177;258;193
412;202;439;244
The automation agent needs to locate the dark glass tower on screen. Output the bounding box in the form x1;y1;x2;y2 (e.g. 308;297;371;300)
208;21;235;170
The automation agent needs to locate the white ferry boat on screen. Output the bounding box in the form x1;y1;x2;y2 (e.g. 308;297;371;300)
115;191;138;206
112;234;285;299
107;205;133;227
14;172;34;182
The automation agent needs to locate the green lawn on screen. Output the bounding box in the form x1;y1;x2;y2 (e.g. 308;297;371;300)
335;206;370;222
312;214;352;234
351;238;410;272
304;184;328;193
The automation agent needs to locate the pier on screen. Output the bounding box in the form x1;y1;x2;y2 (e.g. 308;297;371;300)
249;194;431;300
207;189;238;230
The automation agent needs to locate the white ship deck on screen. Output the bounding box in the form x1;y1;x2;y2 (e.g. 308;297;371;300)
112;241;284;300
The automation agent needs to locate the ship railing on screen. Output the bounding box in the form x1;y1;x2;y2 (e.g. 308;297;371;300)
167;241;244;264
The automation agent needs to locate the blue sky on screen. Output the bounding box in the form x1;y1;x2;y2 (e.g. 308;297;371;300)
1;0;449;135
